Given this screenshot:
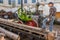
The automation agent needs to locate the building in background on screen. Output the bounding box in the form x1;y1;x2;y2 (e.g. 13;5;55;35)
0;0;60;8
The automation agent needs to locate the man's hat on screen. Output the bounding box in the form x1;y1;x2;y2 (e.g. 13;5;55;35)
48;2;54;5
40;2;45;5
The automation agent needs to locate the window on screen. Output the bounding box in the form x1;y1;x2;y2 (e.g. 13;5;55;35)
12;0;15;2
32;0;36;3
8;0;11;5
24;0;27;3
44;0;47;2
0;0;3;3
41;0;43;2
18;0;21;4
10;0;15;4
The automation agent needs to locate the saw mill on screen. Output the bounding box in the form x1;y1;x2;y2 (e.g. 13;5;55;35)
0;0;60;40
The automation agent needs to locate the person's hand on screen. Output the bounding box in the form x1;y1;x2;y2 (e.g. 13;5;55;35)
47;18;50;21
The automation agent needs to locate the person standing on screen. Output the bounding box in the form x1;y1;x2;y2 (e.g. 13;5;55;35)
48;2;56;32
38;2;45;27
38;2;50;28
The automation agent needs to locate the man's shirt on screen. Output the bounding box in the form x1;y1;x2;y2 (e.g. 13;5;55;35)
38;5;50;17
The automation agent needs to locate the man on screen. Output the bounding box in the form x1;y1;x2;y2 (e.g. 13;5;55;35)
42;2;56;32
38;2;49;27
38;2;45;27
48;2;56;32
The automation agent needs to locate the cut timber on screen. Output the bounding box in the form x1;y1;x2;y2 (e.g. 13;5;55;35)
0;27;20;40
47;32;55;40
0;33;5;40
0;36;5;40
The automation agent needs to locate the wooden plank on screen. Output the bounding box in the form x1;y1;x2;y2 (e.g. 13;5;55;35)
56;12;60;19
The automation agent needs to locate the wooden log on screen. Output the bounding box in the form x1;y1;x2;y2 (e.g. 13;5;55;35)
0;33;5;40
0;36;5;40
0;27;20;40
47;32;55;40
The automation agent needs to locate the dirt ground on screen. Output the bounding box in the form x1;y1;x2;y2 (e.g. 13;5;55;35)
53;25;60;40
